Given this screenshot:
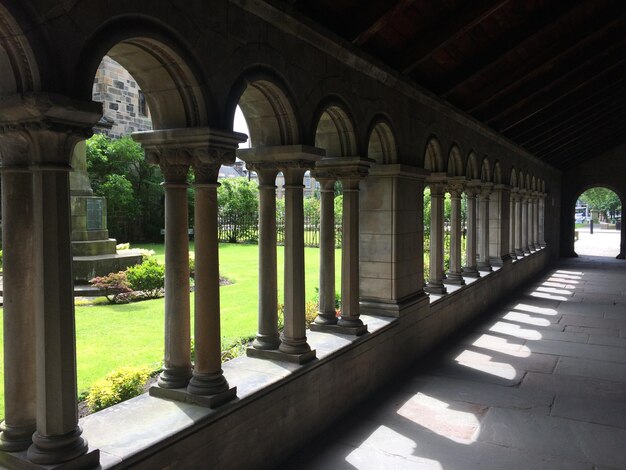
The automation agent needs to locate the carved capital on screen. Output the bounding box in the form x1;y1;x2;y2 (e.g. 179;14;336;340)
192;160;220;184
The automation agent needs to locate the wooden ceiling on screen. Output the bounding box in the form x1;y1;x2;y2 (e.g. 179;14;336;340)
285;0;626;169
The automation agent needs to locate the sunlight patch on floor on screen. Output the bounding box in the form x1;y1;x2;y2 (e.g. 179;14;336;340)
512;303;558;316
503;311;551;326
396;393;485;445
489;321;542;340
469;334;531;357
530;291;570;301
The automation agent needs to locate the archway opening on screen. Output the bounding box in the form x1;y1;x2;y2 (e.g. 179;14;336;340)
573;187;623;258
367;121;397;164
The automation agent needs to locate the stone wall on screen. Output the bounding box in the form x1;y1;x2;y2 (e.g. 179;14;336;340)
92;56;153;138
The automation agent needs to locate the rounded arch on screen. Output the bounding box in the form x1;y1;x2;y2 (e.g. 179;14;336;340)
424;136;444;172
480;157;491;182
510;167;518;188
227;68;300;147
312;97;358;157
447;144;464;176
466;151;479;179
76;17;209;129
366;116;398;164
493;161;502;184
0;3;40;93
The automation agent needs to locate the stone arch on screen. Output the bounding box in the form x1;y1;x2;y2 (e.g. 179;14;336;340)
466;151;479;179
0;3;40;93
525;174;531;191
480;157;491;182
493;161;502;184
366;117;398;164
447;144;464;176
76;18;209;128
510;168;518;188
531;176;537;191
313;98;358;157
227;68;300;147
424;136;444;172
541;180;546;192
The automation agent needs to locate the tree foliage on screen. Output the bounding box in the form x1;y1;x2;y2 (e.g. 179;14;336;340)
217;177;259;242
86;134;164;241
579;188;621;221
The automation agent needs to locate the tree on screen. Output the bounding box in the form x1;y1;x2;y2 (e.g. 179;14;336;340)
86;134;164;241
217;177;259;242
579;188;621;222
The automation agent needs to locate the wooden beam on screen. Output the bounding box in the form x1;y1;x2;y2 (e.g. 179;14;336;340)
352;0;416;46
485;44;626;131
437;0;584;97
508;75;626;142
547;130;626;168
467;12;626;114
400;0;512;74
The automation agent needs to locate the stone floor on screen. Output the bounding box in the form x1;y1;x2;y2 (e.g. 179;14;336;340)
281;255;626;469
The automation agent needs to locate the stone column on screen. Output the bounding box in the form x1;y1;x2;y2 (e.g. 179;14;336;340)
521;192;531;254
488;184;511;266
533;194;541;250
250;165;281;351
444;180;465;285
313;178;337;326
477;184;493;271
509;191;517;260
280;164;315;357
539;193;547;247
311;156;371;334
463;183;480;277
358;165;430;318
515;192;524;257
425;180;447;294
0;136;36;452
242;146;322;363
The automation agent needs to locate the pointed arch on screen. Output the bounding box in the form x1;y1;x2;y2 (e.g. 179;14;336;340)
466;151;479;180
510;168;518;188
493;161;502;184
480;157;491;182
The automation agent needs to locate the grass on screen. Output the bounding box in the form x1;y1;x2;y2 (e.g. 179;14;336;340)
0;243;341;419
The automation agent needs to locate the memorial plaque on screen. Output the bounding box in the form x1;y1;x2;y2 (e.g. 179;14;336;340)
86;198;105;230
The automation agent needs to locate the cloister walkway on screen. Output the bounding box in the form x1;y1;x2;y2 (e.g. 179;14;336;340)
282;256;626;470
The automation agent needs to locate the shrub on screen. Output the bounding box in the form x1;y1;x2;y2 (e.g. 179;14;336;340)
90;271;132;303
125;258;165;298
86;366;152;412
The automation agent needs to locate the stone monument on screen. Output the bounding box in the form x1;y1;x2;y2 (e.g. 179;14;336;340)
70;141;142;282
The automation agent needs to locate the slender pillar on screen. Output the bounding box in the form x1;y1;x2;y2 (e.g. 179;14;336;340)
477;185;493;271
539;193;547;247
463;185;480;277
337;177;367;332
521;193;531;254
533;195;541;249
444;181;465;285
509;191;517;260
314;178;337;325
425;182;447;294
280;166;314;356
28;163;90;464
251;167;281;350
515;193;524;257
188;162;232;399
0;160;36;451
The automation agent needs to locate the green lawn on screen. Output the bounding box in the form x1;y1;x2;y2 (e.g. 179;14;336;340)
0;243;341;419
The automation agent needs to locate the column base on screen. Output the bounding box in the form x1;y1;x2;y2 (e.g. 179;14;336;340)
0;447;99;470
187;370;230;396
310;322;368;336
509;252;518;260
515;249;525;257
150;384;237;408
477;262;492;272
246;346;317;364
26;427;92;467
0;422;36;452
359;291;429;318
461;266;480;278
424;282;447;294
251;333;281;350
313;313;338;326
157;365;192;389
443;272;466;285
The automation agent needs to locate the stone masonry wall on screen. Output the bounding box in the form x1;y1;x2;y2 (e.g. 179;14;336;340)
92;56;153;138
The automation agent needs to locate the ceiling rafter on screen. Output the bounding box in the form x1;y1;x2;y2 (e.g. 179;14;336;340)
400;0;512;74
352;0;416;47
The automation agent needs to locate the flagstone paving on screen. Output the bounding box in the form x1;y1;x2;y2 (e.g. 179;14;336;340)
281;255;626;469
